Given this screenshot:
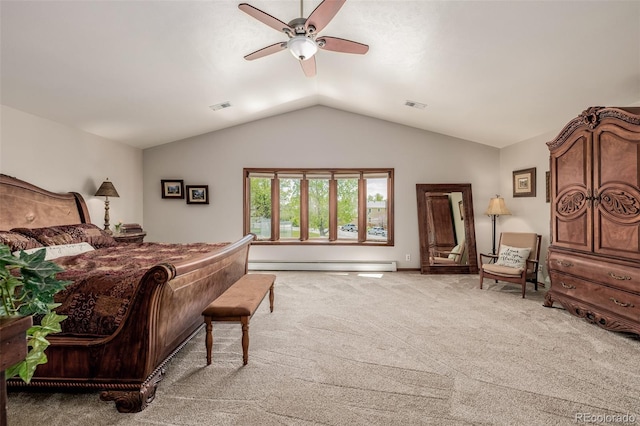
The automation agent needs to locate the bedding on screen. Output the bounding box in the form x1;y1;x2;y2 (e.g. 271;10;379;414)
13;242;95;260
0;230;43;251
12;223;117;248
53;242;228;336
1;173;254;413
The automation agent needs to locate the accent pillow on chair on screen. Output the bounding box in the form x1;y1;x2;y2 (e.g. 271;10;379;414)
495;245;531;270
447;244;461;260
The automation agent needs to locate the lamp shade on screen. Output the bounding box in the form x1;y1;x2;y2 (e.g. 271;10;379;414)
484;195;511;216
287;35;318;60
95;179;120;198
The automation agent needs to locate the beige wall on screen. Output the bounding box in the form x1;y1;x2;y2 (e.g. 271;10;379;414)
0;105;144;228
1;103;558;271
143;106;501;268
498;130;559;282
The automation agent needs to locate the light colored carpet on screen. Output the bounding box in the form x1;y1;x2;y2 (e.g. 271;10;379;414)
6;271;640;425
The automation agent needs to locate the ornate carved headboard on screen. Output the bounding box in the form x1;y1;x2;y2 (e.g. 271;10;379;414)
0;174;90;230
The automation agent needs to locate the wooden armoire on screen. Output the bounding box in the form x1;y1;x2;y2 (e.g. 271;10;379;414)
546;106;640;335
425;193;456;253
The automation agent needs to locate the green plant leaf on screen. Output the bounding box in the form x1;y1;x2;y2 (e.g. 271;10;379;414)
1;243;70;383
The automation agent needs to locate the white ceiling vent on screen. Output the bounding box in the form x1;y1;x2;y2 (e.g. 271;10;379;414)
405;100;427;109
209;101;232;111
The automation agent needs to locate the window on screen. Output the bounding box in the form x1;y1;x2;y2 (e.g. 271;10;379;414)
244;168;394;245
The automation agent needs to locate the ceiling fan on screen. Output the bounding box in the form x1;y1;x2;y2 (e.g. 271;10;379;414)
239;0;369;77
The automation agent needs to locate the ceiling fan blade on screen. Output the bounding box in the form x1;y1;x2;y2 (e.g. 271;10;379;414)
306;0;346;34
244;42;287;61
239;3;292;33
300;57;317;77
318;36;369;54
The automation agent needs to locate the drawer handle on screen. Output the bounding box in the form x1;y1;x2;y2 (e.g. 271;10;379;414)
556;260;573;267
561;282;576;289
610;297;635;308
608;272;631;281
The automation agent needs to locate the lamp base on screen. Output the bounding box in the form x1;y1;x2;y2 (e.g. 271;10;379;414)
103;198;111;235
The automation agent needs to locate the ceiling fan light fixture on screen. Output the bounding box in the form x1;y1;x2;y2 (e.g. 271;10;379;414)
287;35;318;60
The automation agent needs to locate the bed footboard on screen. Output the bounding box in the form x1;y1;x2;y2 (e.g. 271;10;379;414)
7;233;255;413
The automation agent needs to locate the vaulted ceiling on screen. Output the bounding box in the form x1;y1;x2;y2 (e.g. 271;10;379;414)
1;1;639;149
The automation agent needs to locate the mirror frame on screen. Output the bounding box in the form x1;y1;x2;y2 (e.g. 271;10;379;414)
416;183;479;274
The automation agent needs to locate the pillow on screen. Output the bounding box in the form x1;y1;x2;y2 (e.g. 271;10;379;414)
448;244;461;260
12;223;117;249
0;230;44;252
13;242;95;260
495;244;531;270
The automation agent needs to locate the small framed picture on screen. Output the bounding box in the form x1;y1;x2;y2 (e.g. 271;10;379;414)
512;168;536;198
161;179;184;199
186;185;209;204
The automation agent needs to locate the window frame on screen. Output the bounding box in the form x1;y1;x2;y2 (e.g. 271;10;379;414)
244;168;394;246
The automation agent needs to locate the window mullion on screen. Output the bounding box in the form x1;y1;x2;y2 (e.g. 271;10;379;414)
329;176;337;241
357;175;366;243
300;178;309;241
271;176;280;241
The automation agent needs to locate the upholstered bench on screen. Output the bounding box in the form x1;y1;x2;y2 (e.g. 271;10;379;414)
202;273;275;365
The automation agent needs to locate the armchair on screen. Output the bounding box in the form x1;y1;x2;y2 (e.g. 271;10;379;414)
479;232;541;298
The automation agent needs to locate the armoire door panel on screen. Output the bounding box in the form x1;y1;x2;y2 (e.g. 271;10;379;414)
595;214;640;259
554;132;591;192
593;184;640;260
555;214;590;249
551;131;592;250
595;128;640;188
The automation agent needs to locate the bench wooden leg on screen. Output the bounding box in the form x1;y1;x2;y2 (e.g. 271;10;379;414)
205;316;213;366
241;316;249;365
269;284;274;313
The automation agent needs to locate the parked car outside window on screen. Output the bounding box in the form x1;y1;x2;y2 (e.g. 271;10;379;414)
341;224;358;232
368;226;386;236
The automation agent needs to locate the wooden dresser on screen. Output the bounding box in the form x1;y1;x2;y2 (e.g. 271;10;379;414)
546;106;640;334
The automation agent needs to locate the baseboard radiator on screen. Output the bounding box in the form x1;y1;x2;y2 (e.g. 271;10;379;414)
248;260;397;272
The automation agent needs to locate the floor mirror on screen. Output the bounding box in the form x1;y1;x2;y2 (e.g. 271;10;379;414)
416;183;478;274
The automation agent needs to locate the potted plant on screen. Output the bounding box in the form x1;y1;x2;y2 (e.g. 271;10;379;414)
0;244;70;383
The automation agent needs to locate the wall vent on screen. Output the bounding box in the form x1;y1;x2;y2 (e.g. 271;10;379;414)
209;101;232;111
404;100;427;109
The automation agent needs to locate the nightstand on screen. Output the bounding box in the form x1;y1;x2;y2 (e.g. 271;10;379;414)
113;231;146;243
1;316;32;425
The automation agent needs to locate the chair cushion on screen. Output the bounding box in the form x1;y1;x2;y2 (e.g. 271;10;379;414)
495;245;531;270
482;263;524;277
432;256;455;264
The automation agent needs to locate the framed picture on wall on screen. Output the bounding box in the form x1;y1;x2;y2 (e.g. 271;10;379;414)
512;168;536;197
161;179;184;199
186;185;209;204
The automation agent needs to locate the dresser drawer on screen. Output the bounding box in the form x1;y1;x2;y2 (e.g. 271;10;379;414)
548;251;640;294
549;271;640;322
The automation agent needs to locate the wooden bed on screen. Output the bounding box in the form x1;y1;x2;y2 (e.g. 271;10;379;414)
0;174;255;412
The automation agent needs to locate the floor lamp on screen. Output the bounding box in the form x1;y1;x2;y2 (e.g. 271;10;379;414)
484;195;511;255
95;178;120;235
